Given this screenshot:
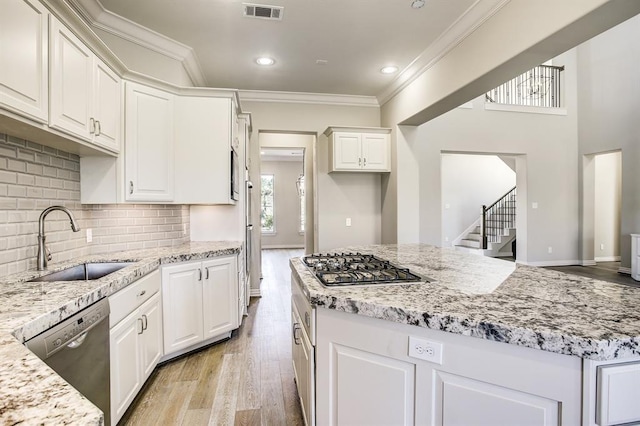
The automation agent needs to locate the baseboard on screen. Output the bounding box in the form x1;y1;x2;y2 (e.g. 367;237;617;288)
262;244;305;249
250;288;262;297
594;256;621;262
581;260;597;266
522;260;582;267
618;267;632;275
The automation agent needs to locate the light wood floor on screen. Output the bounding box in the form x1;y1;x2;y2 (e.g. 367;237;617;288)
120;249;305;426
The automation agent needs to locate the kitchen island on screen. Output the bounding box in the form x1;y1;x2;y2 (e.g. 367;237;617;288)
0;241;241;425
290;244;640;425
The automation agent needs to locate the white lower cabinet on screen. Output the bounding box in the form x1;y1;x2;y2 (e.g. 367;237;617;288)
292;303;315;426
109;270;163;426
316;308;583;426
162;256;238;357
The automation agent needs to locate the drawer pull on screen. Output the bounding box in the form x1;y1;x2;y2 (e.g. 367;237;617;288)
142;314;148;331
293;323;301;345
138;290;146;297
137;318;144;334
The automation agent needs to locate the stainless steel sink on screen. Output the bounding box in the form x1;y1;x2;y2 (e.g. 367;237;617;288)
28;262;135;282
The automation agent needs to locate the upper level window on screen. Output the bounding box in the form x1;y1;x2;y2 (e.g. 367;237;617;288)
485;65;564;108
261;174;275;233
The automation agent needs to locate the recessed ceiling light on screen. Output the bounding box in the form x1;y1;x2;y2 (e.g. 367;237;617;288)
410;0;425;9
380;66;399;74
256;57;275;66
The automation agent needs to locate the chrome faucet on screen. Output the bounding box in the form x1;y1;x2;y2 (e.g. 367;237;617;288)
37;206;81;270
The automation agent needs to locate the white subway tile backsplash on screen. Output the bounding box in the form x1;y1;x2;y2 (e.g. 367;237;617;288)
0;134;190;277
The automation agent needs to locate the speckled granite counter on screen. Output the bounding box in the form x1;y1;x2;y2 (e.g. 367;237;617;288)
290;244;640;361
0;241;241;425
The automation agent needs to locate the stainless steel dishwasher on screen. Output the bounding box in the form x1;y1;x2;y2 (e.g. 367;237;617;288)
26;298;111;425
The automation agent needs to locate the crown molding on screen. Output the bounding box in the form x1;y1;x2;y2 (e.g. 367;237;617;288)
67;0;207;86
377;0;510;106
238;90;379;108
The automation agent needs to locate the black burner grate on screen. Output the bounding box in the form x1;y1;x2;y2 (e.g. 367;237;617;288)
302;252;423;287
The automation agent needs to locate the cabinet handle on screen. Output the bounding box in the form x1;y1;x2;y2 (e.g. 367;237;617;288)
137;290;146;297
363;158;367;167
95;120;101;136
129;181;134;194
199;268;203;281
358;158;362;166
205;267;210;280
293;323;301;345
89;118;95;134
142;314;148;331
137;318;144;334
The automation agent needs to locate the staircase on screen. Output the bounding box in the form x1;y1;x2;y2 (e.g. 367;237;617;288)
455;187;516;258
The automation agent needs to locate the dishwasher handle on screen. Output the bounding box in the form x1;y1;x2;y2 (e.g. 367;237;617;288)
66;332;88;349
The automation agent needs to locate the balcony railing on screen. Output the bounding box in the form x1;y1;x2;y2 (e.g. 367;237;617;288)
485;65;564;108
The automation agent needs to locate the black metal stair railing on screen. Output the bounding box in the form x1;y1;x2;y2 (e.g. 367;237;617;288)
485;65;564;108
481;187;516;250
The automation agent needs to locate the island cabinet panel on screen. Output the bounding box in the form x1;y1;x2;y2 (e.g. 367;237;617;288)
0;0;49;123
596;362;640;425
316;308;582;426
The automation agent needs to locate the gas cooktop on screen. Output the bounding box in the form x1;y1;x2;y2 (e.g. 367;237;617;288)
302;252;425;287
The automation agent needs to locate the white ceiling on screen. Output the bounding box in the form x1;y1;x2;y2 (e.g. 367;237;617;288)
74;0;506;100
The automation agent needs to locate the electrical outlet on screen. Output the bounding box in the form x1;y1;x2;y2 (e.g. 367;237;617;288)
408;336;443;364
86;228;92;243
600;243;604;251
346;218;352;227
548;246;553;254
445;203;450;209
532;202;538;209
445;236;449;242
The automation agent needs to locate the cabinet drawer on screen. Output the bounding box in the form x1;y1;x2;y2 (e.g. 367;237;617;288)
110;270;160;327
597;361;640;425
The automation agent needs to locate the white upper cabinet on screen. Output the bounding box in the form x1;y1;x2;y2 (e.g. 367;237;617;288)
325;127;391;172
49;18;121;152
125;81;174;202
174;95;234;204
0;0;49;123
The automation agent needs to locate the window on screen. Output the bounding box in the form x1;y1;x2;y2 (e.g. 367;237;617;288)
261;174;275;233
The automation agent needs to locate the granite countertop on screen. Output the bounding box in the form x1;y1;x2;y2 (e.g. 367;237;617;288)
290;244;640;361
0;241;241;425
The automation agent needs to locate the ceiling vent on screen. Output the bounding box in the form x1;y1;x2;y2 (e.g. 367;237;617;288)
243;3;284;20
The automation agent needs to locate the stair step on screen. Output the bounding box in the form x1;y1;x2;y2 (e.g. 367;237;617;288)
465;233;482;241
460;239;481;248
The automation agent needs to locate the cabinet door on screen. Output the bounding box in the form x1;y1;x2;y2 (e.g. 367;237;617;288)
292;304;315;426
174;96;231;204
49;18;93;141
325;343;415;426
162;262;203;354
435;371;558;426
93;59;121;152
362;133;390;171
139;292;163;382
202;256;238;339
110;309;142;425
332;133;362;171
0;0;48;122
125;82;174;202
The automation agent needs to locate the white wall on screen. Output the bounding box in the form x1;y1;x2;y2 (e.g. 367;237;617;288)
408;50;579;265
94;29;194;87
594;152;621;261
441;154;516;247
261;160;305;248
242;100;381;293
577;14;640;269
